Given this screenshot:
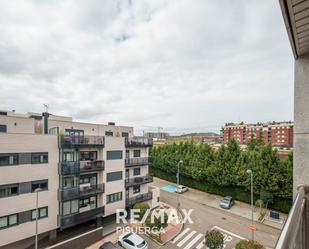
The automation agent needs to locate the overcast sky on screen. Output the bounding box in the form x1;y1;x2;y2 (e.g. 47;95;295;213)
0;0;294;134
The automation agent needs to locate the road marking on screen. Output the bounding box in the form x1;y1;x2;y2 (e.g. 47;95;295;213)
212;226;247;240
172;227;191;244
177;231;197;247
196;239;205;249
183;233;204;249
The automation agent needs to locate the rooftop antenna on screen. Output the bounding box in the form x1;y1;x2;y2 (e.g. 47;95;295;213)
43;104;49;113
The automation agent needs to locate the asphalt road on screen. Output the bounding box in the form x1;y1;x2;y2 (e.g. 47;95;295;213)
140;189;281;249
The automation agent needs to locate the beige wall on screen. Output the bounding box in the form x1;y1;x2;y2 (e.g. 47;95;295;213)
0;116;36;134
103;136;126;216
48;119;133;137
0;134;59;247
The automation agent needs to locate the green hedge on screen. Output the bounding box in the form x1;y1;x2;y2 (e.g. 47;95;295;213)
152;168;292;213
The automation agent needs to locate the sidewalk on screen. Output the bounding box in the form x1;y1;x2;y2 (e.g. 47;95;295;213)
152;177;287;230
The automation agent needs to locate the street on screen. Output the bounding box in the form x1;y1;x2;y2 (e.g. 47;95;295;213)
144;189;280;249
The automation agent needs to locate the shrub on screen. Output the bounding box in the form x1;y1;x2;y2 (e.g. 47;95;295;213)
236;240;265;249
145;211;168;230
133;202;150;221
205;230;224;249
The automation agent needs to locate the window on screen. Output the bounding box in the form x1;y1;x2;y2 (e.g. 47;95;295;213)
0;214;18;229
133;150;141;158
65;129;84;137
31;207;48;220
0;184;18;198
105;131;113;136
107;151;123;160
64;152;74;162
80;151;97;161
121;132;129;138
133;168;141;176
0;153;18;166
80;175;97;185
0;125;7;133
63;200;78;216
63;176;78;189
107;192;122;204
133;185;140;194
107;171;123;182
80;196;97;209
49;127;59;135
31;152;48;164
31;180;48;192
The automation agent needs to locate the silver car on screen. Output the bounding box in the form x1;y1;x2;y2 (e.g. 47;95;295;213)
118;232;148;249
220;196;234;209
176;185;189;193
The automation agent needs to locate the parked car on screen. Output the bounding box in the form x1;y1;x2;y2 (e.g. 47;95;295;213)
118;232;148;249
99;241;118;249
220;196;234;209
176;185;189;193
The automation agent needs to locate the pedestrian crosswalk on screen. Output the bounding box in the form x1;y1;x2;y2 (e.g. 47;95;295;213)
171;228;206;249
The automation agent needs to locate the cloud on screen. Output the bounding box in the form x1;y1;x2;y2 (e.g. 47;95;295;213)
0;0;294;134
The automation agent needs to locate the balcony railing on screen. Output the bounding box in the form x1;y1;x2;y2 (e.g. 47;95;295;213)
80;160;105;172
125;175;153;188
126;192;153;207
61;135;104;148
125;137;153;147
60;206;105;229
60;161;80;175
275;185;309;249
125;157;152;167
60;184;105;201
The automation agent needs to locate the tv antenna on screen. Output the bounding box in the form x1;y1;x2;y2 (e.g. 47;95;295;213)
43;104;49;113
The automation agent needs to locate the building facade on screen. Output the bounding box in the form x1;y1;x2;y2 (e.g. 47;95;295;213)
0;110;155;248
223;121;293;147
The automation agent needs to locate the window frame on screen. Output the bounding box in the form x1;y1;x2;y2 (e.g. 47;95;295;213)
0;184;19;198
31;207;48;221
133;168;141;176
0;153;18;166
31;152;48;164
106;151;123;160
106;192;123;204
133;185;140;194
0;124;7;133
0;214;18;230
31;180;48;192
133;150;141;158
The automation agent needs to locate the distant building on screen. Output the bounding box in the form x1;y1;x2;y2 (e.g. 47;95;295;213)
144;132;169;140
222;121;293;147
180;132;221;144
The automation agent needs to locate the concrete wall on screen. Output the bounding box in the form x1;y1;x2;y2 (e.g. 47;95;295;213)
294;56;309;196
0;116;36;134
103;136;126;216
0;134;59;247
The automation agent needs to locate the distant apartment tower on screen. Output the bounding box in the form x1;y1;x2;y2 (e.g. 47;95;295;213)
144;132;169;140
0;110;158;248
223;121;293;147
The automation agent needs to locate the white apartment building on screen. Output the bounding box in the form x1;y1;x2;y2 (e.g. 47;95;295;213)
0;110;156;248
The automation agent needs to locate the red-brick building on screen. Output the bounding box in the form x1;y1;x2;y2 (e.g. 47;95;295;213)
222;121;293;147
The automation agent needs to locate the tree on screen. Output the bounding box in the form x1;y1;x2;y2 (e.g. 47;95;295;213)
205;230;224;249
235;240;265;249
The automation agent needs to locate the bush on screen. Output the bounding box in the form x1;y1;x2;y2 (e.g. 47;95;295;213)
145;211;168;230
205;230;224;249
133;202;150;221
236;240;265;249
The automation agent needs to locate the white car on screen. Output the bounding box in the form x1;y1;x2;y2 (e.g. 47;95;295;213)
176;185;188;193
118;232;148;249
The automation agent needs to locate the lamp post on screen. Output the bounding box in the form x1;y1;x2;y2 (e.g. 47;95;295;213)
246;169;254;240
176;160;183;209
34;188;42;249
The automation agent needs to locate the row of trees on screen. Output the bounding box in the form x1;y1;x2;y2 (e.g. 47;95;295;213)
150;139;293;200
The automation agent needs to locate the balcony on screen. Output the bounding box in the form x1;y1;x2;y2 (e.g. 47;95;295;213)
60;184;105;201
126;192;153;207
61;135;104;148
125;175;153;188
275;185;309;249
125;137;153;148
60;161;80;175
80;160;105;172
125;157;152;167
60;206;105;229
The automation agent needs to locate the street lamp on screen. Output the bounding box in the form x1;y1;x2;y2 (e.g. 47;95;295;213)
246;169;254;241
34;188;42;249
176;160;183;209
